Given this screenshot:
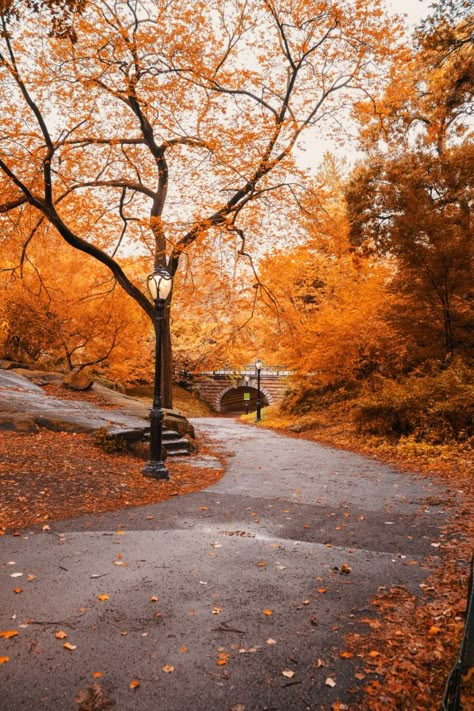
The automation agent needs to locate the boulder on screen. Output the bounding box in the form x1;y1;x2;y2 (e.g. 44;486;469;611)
63;369;93;391
0;359;28;370
163;409;195;439
0;413;37;432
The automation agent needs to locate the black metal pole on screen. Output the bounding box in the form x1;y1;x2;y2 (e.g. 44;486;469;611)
143;298;169;480
256;368;261;422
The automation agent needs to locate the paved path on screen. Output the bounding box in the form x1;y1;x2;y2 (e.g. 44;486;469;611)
0;418;449;710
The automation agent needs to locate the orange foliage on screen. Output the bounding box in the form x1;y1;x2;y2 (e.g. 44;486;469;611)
0;0;405;400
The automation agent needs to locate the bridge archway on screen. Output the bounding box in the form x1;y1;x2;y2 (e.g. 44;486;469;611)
219;385;271;414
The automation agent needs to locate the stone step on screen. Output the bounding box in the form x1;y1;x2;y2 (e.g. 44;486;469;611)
162;429;184;442
167;448;192;457
106;426;194;456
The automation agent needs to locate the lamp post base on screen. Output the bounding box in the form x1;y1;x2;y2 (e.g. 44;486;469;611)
142;460;169;480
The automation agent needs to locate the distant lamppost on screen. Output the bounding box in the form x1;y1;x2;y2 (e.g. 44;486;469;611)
255;359;263;422
244;375;250;414
143;266;173;480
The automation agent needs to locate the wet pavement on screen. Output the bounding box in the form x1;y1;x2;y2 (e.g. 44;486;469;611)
0;418;450;710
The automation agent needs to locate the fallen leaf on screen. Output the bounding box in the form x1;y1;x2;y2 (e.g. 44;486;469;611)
10;573;23;578
162;665;175;673
341;564;351;574
92;672;103;678
339;651;353;659
0;631;18;639
179;646;188;653
97;594;109;602
13;587;23;594
325;677;336;687
428;625;441;635
266;638;277;645
63;642;77;651
217;652;229;666
318;588;327;594
55;630;67;640
150;596;158;603
257;561;267;567
263;609;273;616
129;678;140;689
0;657;9;664
115;530;126;535
282;670;295;678
26;575;37;582
368;650;380;658
212;607;222;615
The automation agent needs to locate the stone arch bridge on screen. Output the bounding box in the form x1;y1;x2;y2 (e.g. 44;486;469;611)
189;366;290;414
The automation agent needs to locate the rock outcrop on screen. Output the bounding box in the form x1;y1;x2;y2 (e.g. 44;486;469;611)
0;366;195;456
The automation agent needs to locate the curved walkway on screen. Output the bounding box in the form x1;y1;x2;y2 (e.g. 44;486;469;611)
0;418;449;710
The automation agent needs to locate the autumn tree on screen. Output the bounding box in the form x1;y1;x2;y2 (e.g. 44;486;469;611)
171;244;259;376
347;2;473;365
0;0;404;405
0;232;153;383
347;146;472;362
255;156;402;386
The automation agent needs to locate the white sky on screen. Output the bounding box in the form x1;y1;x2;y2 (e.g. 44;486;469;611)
297;0;432;172
387;0;430;25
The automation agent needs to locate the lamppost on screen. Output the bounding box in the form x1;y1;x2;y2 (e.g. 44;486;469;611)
255;359;263;422
244;375;249;414
143;266;173;480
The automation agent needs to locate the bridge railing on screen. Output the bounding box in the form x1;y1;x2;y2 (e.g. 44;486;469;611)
192;366;292;378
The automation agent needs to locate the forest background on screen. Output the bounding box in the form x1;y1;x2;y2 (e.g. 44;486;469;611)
0;0;471;465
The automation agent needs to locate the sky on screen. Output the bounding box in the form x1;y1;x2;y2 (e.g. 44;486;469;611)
387;0;431;24
297;0;432;172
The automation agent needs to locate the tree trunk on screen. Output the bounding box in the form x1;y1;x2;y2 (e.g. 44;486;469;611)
161;307;173;409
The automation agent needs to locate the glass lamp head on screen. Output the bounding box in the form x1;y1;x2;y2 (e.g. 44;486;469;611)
147;266;173;302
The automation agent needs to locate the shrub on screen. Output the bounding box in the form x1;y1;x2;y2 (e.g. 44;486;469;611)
280;379;360;415
355;361;474;442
